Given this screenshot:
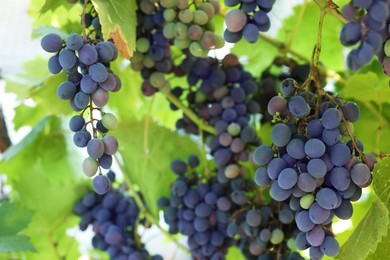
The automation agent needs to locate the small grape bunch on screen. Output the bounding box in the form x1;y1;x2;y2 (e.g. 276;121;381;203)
41;33;121;194
253;78;377;259
223;0;276;43
73;171;163;260
340;0;390;71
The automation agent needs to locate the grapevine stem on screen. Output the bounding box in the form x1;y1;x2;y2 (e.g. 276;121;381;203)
286;0;308;51
312;0;348;23
81;0;89;41
164;93;216;135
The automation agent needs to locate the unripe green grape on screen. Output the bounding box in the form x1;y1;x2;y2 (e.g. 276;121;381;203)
163;23;175;39
228;123;241;136
136;37;150;53
188;24;203;40
159;0;176;8
385;39;390;57
198;2;215;19
131;51;144;63
209;0;220;13
102;113;118;130
130;62;144;71
270;228;284;245
174;37;191;49
193;10;209;25
163;8;177;22
195;91;207;103
150;72;166;88
300;194;315;209
215;35;225;49
225;164;240;179
287;238;296;250
143;55;156;68
174;22;189;40
339;121;354;135
140;0;156;15
177;0;189;9
160;81;172;95
201;31;217;50
83;157;98;177
179;9;194;24
189;41;207;57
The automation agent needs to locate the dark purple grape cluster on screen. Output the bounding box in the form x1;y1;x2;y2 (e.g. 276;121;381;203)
41;33;121;194
131;0;175;96
74;172;162;260
252;78;377;259
161;0;224;57
173;54;261;175
228;201;303;259
340;0;390;71
158;155;255;259
223;0;275;43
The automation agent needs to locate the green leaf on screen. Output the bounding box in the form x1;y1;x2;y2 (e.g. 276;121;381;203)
0;202;35;253
337;200;389;260
373;158;390;209
0;236;36;253
40;0;73;14
117;118;200;220
226;246;245;260
342;72;390;105
91;0;137;58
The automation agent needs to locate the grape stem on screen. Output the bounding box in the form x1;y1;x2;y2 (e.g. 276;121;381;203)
164;92;216;135
312;0;348;23
81;0;89;41
286;0;308;51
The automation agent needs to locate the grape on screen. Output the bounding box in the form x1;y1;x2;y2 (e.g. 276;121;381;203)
267;96;288;116
225;10;247;33
57;81;77;100
330;143;350;167
87;139;105;159
304;139;325;158
277;168;298;190
74;91;90;109
369;2;389;22
193;10;209;26
79;44;98;65
253;145;274;165
100;73;116;91
307;158;327;178
316;188;338;210
58;49;77;70
69;115;85;132
330;167;351;191
350;163;371;187
41;33;63;53
334;199;353;220
270;229;284;245
225;164;240;179
320;236;340;257
80;74;98;94
92;88;109;107
308;202;330;224
246;209;262;227
340;22;361;46
295;232;309;250
170;160;187;175
259;228;271;242
297;173;317;192
73;130;91;147
352;0;372;9
101;113;118;130
280;78;297;97
321;108;341;129
254;167;271;186
267;158;287;180
188;24;203;40
342;102;360;122
89;63;108;83
300;194;315;209
243;23;259;43
98;154;113;169
306;225;325;247
83;157;98;177
66;33;84;51
278;208;294;224
322;128;340;146
271;123;291;147
295;210;315;232
288;96;310;118
270;182;291;201
48;55;62;74
93;175;110;194
95;42;114;62
225;0;240;6
286;139;306;160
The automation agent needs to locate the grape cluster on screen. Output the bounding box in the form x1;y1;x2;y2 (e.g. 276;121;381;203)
131;0;175;96
161;0;224;57
41;33;121;194
340;0;390;71
159;155;252;259
224;0;275;43
173;54;261;176
228;202;303;259
253;78;377;259
74;172;162;260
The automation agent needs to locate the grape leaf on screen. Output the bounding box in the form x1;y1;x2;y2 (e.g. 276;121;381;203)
40;0;73;14
337;200;389;260
0;202;35;253
91;0;137;58
116;118;200;221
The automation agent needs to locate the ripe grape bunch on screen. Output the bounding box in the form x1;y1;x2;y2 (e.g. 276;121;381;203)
158;155;251;259
41;32;121;194
340;0;390;71
73;171;162;260
227;201;303;259
161;0;224;57
253;78;377;259
174;54;261;176
224;0;276;43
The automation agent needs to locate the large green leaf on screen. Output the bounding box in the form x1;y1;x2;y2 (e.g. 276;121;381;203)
337;200;389;260
0;202;35;252
40;0;73;14
116;118;200;220
91;0;137;58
